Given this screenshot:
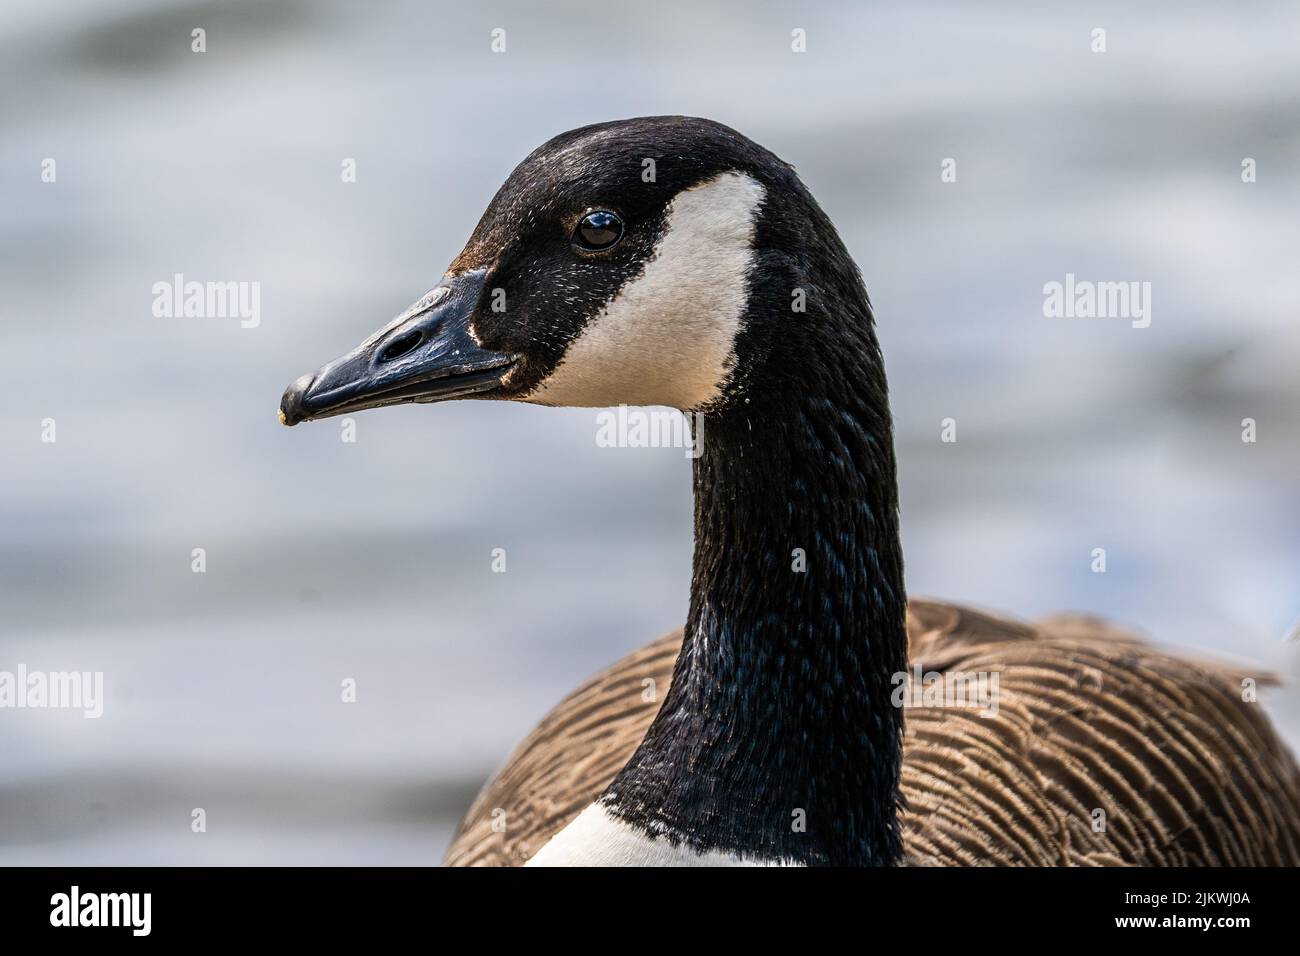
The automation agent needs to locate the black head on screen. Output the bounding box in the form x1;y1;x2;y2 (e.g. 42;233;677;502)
279;116;869;425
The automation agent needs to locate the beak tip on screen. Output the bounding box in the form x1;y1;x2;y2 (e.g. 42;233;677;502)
279;373;316;427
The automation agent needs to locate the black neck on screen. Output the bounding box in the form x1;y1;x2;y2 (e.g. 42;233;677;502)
603;292;908;865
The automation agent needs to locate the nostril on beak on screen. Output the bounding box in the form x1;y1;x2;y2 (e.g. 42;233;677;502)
279;373;317;426
377;329;424;364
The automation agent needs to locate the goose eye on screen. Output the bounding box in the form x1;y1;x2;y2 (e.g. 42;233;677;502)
574;210;623;251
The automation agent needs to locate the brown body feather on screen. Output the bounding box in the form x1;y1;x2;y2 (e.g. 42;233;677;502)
444;600;1300;866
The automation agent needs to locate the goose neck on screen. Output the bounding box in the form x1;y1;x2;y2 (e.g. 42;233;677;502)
605;357;909;866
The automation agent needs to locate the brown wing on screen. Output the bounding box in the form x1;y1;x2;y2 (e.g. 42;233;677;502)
443;599;1300;866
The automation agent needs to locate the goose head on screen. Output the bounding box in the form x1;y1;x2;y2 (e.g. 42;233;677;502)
280;115;864;425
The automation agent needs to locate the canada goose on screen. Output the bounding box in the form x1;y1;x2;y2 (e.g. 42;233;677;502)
280;116;1300;866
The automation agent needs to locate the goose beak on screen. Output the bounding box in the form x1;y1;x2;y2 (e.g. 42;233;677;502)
279;269;517;426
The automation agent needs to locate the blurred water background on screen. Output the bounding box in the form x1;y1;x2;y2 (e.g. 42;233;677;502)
2;0;1298;863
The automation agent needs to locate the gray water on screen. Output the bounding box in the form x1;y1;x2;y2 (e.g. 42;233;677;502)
2;0;1297;864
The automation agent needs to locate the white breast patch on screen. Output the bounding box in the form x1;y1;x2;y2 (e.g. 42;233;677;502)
527;171;766;411
524;803;797;867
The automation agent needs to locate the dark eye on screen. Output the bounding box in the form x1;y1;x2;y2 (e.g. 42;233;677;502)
574;210;623;251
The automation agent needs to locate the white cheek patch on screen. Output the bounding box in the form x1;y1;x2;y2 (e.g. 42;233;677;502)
527;171;766;410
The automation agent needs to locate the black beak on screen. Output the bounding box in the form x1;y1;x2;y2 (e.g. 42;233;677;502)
279;269;516;426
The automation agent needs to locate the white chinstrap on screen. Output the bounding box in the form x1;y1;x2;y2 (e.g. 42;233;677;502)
529;170;766;410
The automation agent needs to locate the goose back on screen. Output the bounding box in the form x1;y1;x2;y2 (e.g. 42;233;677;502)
444;600;1300;866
